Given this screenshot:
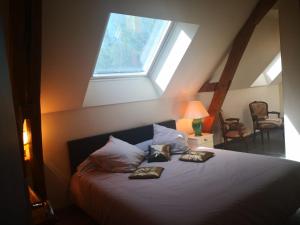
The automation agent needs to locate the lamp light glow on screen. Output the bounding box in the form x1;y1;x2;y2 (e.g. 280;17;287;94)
184;101;209;136
23;119;31;161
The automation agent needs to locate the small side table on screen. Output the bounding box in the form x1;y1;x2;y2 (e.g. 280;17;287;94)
188;133;214;149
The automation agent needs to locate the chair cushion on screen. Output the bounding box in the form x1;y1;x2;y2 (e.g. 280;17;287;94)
258;118;283;128
226;127;251;138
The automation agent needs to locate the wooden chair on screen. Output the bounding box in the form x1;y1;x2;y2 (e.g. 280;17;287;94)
249;101;283;144
219;111;251;149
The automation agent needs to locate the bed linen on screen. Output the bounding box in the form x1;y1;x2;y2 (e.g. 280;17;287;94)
70;148;300;225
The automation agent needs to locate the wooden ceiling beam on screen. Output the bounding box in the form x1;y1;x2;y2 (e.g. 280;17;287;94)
203;0;278;132
199;82;219;92
199;81;219;92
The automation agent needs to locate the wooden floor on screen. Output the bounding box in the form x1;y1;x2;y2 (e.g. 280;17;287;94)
216;128;285;158
55;206;97;225
55;129;300;225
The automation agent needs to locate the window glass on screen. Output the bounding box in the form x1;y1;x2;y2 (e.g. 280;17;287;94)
94;13;171;77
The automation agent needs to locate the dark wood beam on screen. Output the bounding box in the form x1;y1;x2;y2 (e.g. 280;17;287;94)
9;0;46;199
199;82;219;92
0;11;31;225
203;0;278;132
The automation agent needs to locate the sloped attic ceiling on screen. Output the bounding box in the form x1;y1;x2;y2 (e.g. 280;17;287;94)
210;9;280;89
41;0;259;114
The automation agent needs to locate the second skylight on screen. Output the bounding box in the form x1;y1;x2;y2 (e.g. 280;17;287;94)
251;53;282;87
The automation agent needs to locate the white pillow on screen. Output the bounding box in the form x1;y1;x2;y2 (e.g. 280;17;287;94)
135;139;153;156
90;136;145;173
152;124;188;154
76;158;98;175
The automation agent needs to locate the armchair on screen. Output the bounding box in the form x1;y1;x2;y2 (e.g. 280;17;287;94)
219;111;251;149
249;101;283;144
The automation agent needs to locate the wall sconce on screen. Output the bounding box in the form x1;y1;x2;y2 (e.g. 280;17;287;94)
23;119;32;161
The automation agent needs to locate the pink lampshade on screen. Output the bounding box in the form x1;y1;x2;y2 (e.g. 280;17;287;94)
184;101;209;119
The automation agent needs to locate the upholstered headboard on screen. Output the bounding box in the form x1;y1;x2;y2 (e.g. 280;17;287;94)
68;120;176;174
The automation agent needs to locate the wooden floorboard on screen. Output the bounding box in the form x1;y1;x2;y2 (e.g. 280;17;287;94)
216;129;285;158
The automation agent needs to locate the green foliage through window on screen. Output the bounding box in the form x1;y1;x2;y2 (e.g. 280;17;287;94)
94;13;171;76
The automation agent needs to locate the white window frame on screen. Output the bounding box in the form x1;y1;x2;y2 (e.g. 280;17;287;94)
92;13;173;79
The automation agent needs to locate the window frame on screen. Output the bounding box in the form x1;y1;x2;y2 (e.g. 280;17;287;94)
92;13;174;79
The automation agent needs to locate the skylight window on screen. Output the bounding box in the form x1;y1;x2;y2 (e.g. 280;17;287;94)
266;53;282;81
251;53;282;87
84;21;199;107
93;13;171;77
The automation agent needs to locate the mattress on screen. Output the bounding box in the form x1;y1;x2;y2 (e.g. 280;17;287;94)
70;148;300;225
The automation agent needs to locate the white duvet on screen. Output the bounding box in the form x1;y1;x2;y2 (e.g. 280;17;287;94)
70;148;300;225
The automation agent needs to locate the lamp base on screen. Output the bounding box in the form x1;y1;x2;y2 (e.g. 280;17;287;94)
192;118;203;136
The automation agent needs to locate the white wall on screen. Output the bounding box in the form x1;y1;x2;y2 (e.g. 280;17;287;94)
41;0;258;113
210;10;280;90
197;85;282;144
42;97;190;208
83;77;158;107
279;0;300;161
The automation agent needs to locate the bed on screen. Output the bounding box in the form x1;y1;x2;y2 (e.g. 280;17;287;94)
68;120;300;225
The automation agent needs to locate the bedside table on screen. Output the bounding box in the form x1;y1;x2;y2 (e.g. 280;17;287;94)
188;133;214;149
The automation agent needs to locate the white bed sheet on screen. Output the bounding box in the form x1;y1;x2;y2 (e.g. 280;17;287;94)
70;148;300;225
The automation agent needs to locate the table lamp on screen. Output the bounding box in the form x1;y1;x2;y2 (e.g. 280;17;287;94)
184;101;209;136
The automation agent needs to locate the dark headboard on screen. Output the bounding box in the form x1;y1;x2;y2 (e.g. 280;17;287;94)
68;120;176;174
